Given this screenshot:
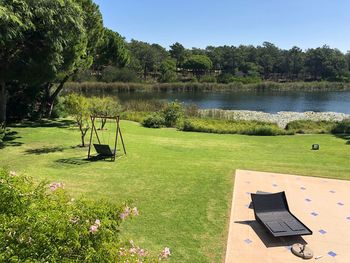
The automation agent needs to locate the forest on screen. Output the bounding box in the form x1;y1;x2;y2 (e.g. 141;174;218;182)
89;41;350;84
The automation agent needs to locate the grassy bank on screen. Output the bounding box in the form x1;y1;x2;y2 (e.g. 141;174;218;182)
1;120;350;262
64;81;350;94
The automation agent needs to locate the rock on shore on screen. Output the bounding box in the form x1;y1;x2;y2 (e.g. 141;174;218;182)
198;109;350;128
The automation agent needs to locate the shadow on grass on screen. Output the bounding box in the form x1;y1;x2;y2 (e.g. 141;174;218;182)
55;155;119;166
334;134;350;145
25;146;66;155
10;119;75;129
0;131;23;149
235;220;307;248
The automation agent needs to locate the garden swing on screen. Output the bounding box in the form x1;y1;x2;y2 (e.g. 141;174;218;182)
87;116;126;162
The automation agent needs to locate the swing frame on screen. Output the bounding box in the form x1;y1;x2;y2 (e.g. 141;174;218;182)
87;115;126;162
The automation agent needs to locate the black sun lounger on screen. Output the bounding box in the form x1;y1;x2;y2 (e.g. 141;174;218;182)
251;192;312;237
93;144;115;157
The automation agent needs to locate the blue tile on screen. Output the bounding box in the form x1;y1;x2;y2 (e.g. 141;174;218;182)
305;198;311;202
328;251;337;257
337;202;344;206
311;212;319;216
300;186;306;190
244;239;252;244
319;229;327;235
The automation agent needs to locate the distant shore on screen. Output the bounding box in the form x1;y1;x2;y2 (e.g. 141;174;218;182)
198;109;350;128
64;81;350;94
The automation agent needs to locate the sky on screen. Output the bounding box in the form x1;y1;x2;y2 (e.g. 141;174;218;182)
94;0;350;52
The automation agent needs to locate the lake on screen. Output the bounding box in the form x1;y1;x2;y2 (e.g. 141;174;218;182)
115;90;350;114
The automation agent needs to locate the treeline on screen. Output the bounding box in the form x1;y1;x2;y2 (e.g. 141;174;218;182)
77;41;350;84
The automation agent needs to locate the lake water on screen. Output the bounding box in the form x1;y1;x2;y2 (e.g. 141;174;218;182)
116;90;350;114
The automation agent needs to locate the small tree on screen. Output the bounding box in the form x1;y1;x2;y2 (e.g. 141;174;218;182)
64;94;91;147
89;97;121;129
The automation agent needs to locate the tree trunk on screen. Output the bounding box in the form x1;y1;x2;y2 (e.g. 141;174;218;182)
44;73;72;118
0;82;7;127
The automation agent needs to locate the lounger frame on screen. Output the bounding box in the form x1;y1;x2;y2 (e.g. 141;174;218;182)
251;192;312;237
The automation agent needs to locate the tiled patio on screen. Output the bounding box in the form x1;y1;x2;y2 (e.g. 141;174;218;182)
225;170;350;263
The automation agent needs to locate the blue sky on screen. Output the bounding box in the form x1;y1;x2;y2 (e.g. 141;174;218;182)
94;0;350;52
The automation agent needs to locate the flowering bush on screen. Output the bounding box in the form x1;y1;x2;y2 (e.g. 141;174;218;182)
0;169;170;262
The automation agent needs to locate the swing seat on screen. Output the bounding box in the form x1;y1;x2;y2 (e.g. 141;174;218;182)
93;144;115;157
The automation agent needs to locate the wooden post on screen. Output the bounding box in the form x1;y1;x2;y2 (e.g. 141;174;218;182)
87;116;95;159
118;118;127;155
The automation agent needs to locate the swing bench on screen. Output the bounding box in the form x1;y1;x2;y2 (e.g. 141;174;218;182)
87;116;126;162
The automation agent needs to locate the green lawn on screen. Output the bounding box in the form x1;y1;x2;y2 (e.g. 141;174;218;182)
1;120;349;262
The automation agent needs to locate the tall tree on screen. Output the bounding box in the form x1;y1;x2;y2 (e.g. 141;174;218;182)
182;55;213;77
93;28;130;70
169;42;185;67
0;0;86;124
257;42;281;79
305;46;348;80
42;0;104;118
128;40;168;80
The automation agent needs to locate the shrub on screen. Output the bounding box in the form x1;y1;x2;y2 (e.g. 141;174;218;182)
163;101;184;127
180;118;291;136
199;75;217;83
332;120;350;134
142;113;165;128
51;96;68;118
0;169;169;262
120;111;149;123
286;120;336;134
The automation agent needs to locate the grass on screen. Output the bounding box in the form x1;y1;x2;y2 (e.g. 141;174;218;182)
1;119;350;262
64;81;350;95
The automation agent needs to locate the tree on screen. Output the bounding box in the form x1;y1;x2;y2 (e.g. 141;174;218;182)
159;58;177;82
64;94;91;147
257;42;281;79
169;42;185;67
41;0;105;118
305;46;349;81
128;40;169;80
93;28;130;70
182;55;213;76
0;0;88;125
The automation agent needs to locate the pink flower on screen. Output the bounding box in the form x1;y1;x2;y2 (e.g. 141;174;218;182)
120;212;127;220
159;247;171;259
137;248;147;257
94;219;101;227
49;182;64;191
89;225;98;233
129;247;137;254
